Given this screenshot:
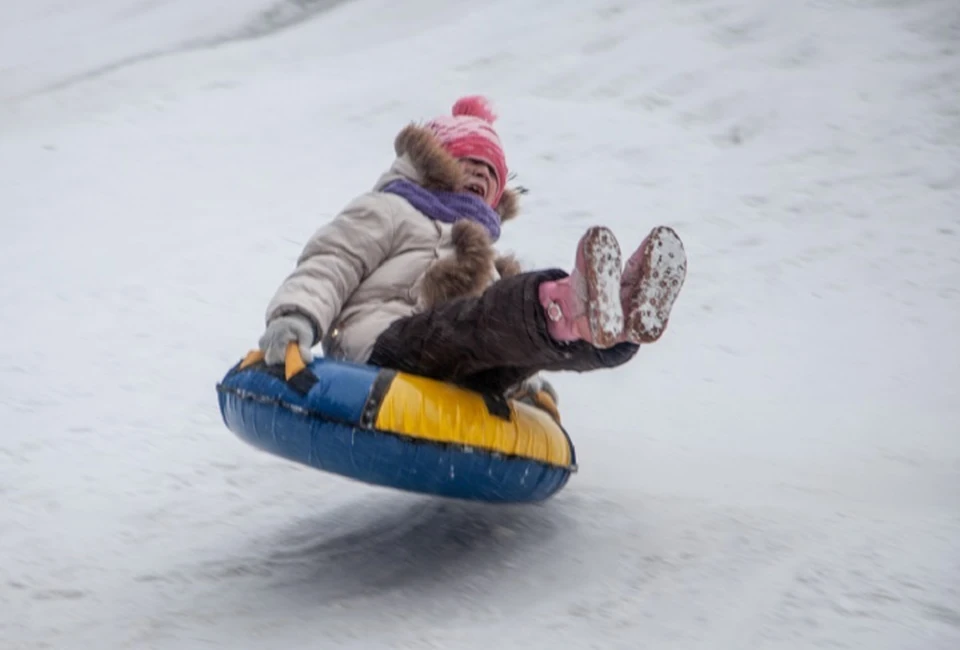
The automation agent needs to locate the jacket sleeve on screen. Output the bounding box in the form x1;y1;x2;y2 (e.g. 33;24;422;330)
264;193;397;343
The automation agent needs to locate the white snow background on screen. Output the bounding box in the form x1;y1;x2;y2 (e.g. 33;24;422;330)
2;0;959;648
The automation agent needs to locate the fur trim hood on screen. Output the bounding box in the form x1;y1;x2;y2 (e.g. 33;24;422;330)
380;124;521;222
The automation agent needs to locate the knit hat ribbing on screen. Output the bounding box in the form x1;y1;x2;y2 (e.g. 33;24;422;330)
424;96;508;207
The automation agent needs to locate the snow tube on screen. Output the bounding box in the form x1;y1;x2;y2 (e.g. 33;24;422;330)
215;344;576;503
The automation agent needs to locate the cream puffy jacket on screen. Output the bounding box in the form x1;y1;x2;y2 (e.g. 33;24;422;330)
264;125;520;363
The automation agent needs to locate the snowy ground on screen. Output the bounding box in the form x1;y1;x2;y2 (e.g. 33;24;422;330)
2;0;959;648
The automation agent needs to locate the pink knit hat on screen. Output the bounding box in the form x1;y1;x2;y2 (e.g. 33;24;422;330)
425;96;508;207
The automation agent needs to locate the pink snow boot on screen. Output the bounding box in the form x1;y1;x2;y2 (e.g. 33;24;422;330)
539;226;625;348
620;225;687;344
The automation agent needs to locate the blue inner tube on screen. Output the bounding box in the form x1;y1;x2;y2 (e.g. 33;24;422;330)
216;352;576;503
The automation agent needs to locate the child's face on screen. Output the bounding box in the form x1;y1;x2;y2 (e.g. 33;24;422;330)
458;158;498;207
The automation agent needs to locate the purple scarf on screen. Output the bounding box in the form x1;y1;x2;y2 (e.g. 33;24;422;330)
381;179;501;241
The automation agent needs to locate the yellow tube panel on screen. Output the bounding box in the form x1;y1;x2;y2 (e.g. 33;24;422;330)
374;373;573;468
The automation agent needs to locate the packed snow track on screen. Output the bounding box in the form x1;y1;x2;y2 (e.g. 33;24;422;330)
2;0;958;648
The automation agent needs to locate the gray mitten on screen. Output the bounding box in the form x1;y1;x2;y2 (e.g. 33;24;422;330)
258;314;315;366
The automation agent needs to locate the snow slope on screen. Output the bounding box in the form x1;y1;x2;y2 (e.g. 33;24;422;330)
2;0;959;648
0;0;350;100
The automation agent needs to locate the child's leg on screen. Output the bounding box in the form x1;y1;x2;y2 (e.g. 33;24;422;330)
367;224;685;397
367;268;640;395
